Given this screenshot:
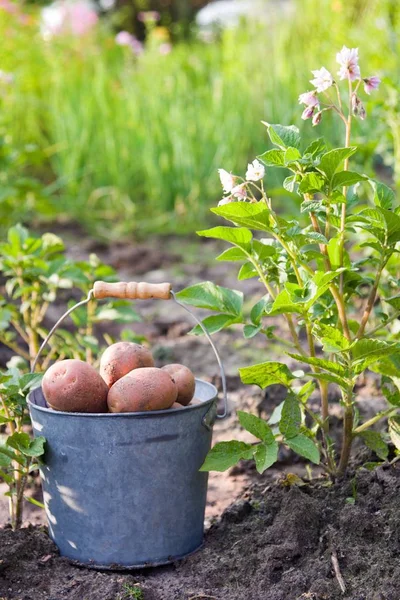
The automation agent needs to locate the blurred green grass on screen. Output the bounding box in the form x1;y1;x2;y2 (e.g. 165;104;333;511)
1;0;399;237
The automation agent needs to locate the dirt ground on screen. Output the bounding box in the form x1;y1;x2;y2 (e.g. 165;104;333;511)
0;235;396;600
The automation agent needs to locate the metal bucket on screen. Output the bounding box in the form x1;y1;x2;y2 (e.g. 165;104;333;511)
28;379;217;568
26;280;228;569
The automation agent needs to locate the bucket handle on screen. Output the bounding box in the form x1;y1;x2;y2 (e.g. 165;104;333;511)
32;281;228;422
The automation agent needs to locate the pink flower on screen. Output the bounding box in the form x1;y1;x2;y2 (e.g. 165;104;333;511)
232;184;247;200
218;169;236;193
336;46;360;81
138;10;160;23
115;31;143;55
363;76;381;95
312;111;322;126
301;106;315;120
159;43;172;55
310;67;333;92
0;70;14;85
298;90;319;107
41;1;98;38
0;0;18;14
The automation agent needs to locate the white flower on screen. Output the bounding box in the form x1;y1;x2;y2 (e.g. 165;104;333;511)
310;67;334;93
218;197;233;206
246;159;265;182
298;90;319;107
218;168;236;193
231;184;247;200
336;46;360;81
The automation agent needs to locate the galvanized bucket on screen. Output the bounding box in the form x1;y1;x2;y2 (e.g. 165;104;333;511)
28;281;228;569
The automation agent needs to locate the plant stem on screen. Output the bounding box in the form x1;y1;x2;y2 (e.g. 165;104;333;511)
353;408;398;434
338;78;353;296
355;258;388;339
365;311;400;337
14;459;30;530
337;396;354;477
250;257;304;355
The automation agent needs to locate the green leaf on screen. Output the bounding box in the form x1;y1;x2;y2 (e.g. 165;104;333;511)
197;226;252;250
254;441;279;473
297;381;316;404
239;361;295;389
7;433;45;458
350;339;398;362
243;324;262;338
381;376;400;407
176;282;243;315
211;202;272;232
285;434;320;464
312;324;350;352
285;147;301;164
298;172;326;194
304;138;327;157
383;295;400;310
389;417;400;451
318;147;357;181
238;262;258;280
250;295;270;325
258;149;286;167
261;122;301;149
331;171;366;190
359;431;389;460
283;175;297;192
216;247;248;262
190;314;237;335
269;289;305;316
199;441;254;472
0;451;11;467
370;180;395;210
279;395;301;439
310;372;349;389
238;410;275;443
286;353;346;376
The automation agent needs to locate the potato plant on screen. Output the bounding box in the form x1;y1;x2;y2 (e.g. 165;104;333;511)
177;47;400;478
0;224;141;370
0;369;45;530
0;224;142;527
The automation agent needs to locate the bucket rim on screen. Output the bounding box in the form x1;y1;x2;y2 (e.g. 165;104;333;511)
28;377;218;418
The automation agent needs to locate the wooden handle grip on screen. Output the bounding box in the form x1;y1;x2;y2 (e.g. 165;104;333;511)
93;281;172;300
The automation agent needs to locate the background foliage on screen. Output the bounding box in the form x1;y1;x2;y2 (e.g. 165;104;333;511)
0;0;399;237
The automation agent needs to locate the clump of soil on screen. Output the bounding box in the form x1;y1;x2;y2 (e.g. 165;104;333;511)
1;464;400;600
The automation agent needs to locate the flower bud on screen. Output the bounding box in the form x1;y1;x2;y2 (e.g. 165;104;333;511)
301;106;315;120
312;111;322;126
351;94;366;120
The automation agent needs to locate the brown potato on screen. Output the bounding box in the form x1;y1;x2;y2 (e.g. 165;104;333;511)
170;402;184;410
100;342;154;388
189;398;202;406
161;364;195;406
42;359;108;413
107;367;177;413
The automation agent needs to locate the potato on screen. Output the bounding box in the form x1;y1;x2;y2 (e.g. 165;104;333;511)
161;364;195;406
189;398;202;406
107;367;177;413
100;342;154;388
170;402;184;410
42;359;108;413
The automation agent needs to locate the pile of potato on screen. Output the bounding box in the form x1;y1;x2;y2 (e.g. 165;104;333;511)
42;342;198;413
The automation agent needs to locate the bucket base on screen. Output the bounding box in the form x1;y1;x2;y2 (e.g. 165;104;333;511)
64;541;204;571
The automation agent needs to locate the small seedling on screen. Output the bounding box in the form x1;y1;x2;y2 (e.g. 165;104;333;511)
117;583;144;600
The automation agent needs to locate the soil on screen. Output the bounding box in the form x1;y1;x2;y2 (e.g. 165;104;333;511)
0;234;396;600
1;461;399;600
